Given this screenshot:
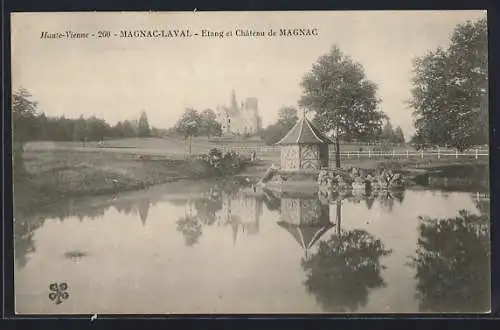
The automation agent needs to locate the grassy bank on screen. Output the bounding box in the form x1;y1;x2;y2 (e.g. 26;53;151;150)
14;149;240;214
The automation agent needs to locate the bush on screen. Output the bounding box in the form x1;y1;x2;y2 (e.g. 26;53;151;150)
201;148;248;175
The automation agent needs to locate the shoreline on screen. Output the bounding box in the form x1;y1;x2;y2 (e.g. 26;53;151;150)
14;150;489;217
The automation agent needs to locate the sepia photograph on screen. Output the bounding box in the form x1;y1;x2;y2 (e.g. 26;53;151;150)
11;10;490;314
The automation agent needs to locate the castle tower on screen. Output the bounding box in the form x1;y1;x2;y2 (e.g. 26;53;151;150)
230;90;238;111
215;90;261;136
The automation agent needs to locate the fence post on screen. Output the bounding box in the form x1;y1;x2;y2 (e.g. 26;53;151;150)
347;152;350;159
369;149;371;158
475;148;478;159
406;149;409;159
392;148;396;158
420;150;424;159
357;150;360;159
437;147;441;159
455;149;458;159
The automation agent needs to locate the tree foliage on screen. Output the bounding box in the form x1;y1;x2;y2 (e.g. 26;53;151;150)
200;108;222;138
393;126;405;144
137;111;151;137
174;108;202;139
12;88;40;175
12;88;39;146
299;45;385;142
12;89;162;143
259;106;299;145
380;120;405;144
409;18;487;151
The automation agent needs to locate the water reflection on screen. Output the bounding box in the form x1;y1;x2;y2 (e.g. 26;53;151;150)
317;189;405;213
285;196;394;313
176;215;203;247
301;228;392;313
276;193;333;258
174;184;264;246
260;188;394;313
14;193;162;268
14;217;39;269
14;176;491;314
416;164;489;193
409;199;491;313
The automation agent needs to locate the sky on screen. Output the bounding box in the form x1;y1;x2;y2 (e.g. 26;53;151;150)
11;10;487;138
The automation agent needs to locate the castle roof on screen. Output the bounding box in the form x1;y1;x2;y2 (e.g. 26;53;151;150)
275;117;334;145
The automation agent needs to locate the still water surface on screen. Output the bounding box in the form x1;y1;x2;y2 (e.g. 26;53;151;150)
14;179;490;314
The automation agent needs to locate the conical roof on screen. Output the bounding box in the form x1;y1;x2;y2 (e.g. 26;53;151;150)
278;221;334;250
276;117;334;145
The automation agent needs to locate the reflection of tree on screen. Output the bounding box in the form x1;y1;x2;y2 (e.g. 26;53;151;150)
409;207;490;313
114;199;134;215
474;198;490;218
365;197;375;210
176;215;202;247
376;190;404;212
14;214;46;269
137;199;150;226
301;230;392;312
193;195;222;226
14;227;36;269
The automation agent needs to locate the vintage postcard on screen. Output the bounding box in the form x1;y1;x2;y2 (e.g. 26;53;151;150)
11;10;490;315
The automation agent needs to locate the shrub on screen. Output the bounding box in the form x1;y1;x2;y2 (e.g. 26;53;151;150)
201;148;248;175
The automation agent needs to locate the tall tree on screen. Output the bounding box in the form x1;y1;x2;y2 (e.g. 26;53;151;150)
73;115;87;142
277;106;299;127
259;106;299;145
12;87;39;176
381;120;394;143
393;126;405;144
175;108;202;155
200;108;221;138
409;18;487;151
299;45;385;167
137;111;151;137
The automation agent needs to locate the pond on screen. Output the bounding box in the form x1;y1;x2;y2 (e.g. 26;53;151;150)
14;177;490;314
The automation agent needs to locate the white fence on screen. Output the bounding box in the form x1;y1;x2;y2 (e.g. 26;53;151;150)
336;149;488;160
218;145;489;160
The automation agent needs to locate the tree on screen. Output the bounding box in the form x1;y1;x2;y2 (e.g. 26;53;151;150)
85;116;110;141
174;108;202;155
381;120;394;143
200;108;222;138
393;126;405;144
409;18;487;151
277;106;299;127
73;115;88;143
121;120;136;138
12;87;39;176
138;111;151;137
259;107;299;145
299;45;385;168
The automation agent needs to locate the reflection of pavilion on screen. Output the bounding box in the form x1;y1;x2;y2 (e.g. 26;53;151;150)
216;192;263;244
277;195;335;257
